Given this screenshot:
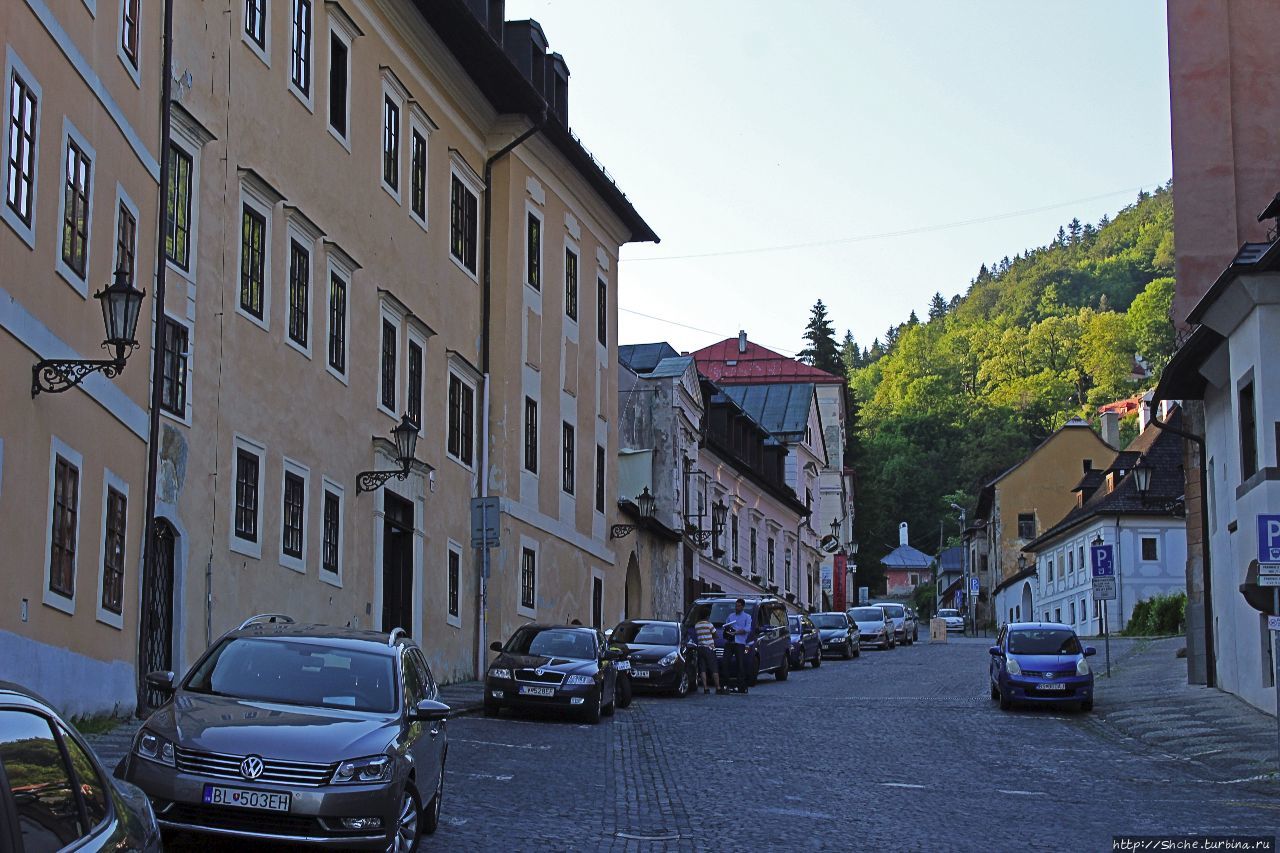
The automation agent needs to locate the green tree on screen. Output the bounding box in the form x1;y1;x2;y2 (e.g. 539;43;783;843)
928;292;949;320
799;299;842;375
1127;276;1176;373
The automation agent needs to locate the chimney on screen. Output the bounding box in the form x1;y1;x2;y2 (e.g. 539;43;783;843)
503;20;548;89
1082;459;1092;473
1100;411;1119;447
899;521;909;547
738;330;747;354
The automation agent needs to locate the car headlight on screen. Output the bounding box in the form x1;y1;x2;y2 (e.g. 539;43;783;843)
565;674;595;685
488;667;512;680
1006;657;1023;676
1076;657;1090;676
333;755;392;784
658;651;678;667
134;730;175;767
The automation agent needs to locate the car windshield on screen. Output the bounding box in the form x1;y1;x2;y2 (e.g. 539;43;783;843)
185;638;397;713
611;622;678;645
849;608;883;622
880;604;905;618
506;627;597;660
1008;629;1082;656
686;601;742;626
788;616;801;630
939;609;961;618
811;614;847;629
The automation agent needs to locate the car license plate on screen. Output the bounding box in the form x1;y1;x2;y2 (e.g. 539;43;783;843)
518;685;555;696
615;660;631;672
1037;682;1067;691
632;669;650;679
202;785;290;812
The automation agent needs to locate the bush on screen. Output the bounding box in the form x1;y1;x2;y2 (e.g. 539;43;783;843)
1122;591;1186;636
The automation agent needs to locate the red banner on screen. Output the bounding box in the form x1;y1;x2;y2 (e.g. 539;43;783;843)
833;553;847;611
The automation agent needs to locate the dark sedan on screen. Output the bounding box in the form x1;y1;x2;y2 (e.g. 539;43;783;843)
484;624;622;723
787;615;823;669
811;612;860;659
609;620;695;697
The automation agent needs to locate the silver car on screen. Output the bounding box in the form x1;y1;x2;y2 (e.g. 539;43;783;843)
871;602;913;646
118;615;450;850
847;606;895;650
938;608;966;633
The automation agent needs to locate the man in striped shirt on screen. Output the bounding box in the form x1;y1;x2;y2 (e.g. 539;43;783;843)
692;616;720;695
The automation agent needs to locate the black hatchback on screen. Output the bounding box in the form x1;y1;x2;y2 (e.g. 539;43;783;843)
484;625;623;723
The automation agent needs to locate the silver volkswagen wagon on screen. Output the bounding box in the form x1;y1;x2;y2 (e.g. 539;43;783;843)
117;615;449;851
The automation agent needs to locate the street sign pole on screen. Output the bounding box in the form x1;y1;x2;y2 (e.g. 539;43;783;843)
1274;586;1279;774
1103;601;1111;678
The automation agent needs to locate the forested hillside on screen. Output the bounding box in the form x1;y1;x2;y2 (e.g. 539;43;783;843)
823;184;1176;586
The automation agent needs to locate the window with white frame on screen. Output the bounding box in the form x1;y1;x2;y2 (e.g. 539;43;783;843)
1141;536;1158;561
595;444;605;513
326;269;347;376
159;316;189;416
287;238;310;348
49;453;80;599
564;246;578;320
447;544;461;625
561;422;575;495
406;338;423;428
767;537;776;583
163;141;196;272
447;372;475;466
281;461;307;571
520;546;536;611
289;0;312;101
409;127;427;223
379;317;397;413
239;204;267;319
596;276;607;346
244;0;268;57
114;196;137;286
99;477;128;623
231;437;264;556
3;52;40;245
525;209;541;291
523;397;538;473
120;0;140;71
327;27;350;141
449;164;478;276
58;125;94;286
381;94;400;195
321;479;343;584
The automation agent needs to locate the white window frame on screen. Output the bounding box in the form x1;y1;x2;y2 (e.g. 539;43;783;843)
43;436;83;615
377;302;402;419
116;0;141;86
405;326;428;437
283;206;323;359
279;457;309;573
158;311;193;427
287;0;314;111
379;67;409;204
563;237;580;329
111;182;140;287
241;0;271;67
1140;535;1159;562
524;201;543;293
406;103;435;231
166;106;214;281
446;539;463;628
319;477;344;587
445;365;478;470
235;170;282;331
517;535;538;619
54;117;96;297
448;150;481;282
325;4;361;150
324;242;356;384
229;433;266;560
590;567;606;630
95;468;129;629
1;48;42;249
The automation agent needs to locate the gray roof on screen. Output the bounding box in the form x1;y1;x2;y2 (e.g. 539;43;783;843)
883;544;933;570
936;546;964;572
619;342;680;374
720;383;815;439
647;356;695;378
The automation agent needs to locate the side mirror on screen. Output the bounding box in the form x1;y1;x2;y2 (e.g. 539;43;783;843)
411;699;451;723
145;670;176;693
489;641;503;652
1083;646;1097;657
988;646;1001;657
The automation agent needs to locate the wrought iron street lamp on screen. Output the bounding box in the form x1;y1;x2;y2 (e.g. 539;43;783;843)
610;487;656;539
32;268;145;395
1132;456;1152;503
711;499;728;541
356;414;419;494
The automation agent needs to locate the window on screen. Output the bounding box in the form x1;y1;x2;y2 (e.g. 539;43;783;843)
450;175;477;273
767;537;776;583
731;513;739;562
164;144;193;268
0;711;87;848
288;239;310;346
410;129;426;221
239;204;266;318
523;397;538;473
121;0;140;67
382;96;399;192
1067;549;1074;574
49;456;79;598
1017;513;1035;540
595;445;605;513
60;136;92;279
447;548;460;620
290;0;312;97
750;529;757;572
328;31;348;137
245;0;266;48
101;487;126;614
114;200;136;284
1054;608;1061;624
159;317;188;416
1069;601;1076;624
592;576;603;629
282;471;304;560
447;373;474;466
596;277;607;345
322;488;340;576
520;547;536;610
561;422;575;494
5;63;39;233
1240;380;1258;480
785;547;792;590
327;271;346;373
1141;537;1158;561
234;448;260;543
1080;597;1087;622
407;339;423;427
1078;546;1085;574
526;211;541;290
564;248;578;320
380;319;396;412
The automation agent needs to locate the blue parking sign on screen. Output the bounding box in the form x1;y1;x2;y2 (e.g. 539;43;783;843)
1258;514;1280;564
1091;544;1114;577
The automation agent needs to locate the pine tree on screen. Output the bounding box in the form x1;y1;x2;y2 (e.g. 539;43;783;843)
928;292;948;320
798;299;842;375
884;324;900;348
1056;225;1068;246
840;330;861;373
907;310;920;327
1068;218;1083;244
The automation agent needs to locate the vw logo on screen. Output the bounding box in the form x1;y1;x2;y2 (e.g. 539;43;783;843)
239;755;265;780
535;668;546;676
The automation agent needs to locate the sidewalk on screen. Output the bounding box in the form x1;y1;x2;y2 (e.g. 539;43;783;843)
1086;636;1279;786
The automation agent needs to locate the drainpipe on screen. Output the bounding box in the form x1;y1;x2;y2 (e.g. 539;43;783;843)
136;0;176;715
475;112;546;680
1147;404;1215;688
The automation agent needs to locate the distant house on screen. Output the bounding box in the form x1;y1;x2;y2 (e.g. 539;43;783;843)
936;546;965;607
882;523;933;599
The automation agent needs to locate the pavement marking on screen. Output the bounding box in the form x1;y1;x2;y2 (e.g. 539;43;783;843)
1223;800;1280;811
616;832;682;841
447;771;513;781
880;782;927;789
996;789;1047;796
761;806;836;819
451;738;552;751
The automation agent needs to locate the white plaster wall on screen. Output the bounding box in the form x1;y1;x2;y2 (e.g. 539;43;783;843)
0;629;136;717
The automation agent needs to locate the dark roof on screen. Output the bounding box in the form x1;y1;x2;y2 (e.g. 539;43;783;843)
1187;239;1280;325
974;418;1112;520
409;0;657;244
647;356;695;379
1024;407;1186;550
693;338;844;385
882;543;933;570
618;342;680;374
993;564;1038;596
719;384;815;439
936;546;964;572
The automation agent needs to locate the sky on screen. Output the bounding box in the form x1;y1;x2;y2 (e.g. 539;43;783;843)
504;1;1173;358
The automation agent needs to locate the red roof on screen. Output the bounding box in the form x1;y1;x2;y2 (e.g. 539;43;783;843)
692;337;843;385
1097;394;1144;416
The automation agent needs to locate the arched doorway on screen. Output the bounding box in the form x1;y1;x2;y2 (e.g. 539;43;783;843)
1020;581;1033;624
139;519;176;709
624;553;641;619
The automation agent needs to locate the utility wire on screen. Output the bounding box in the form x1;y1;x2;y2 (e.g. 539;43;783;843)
618;306;801;357
620;182;1166;263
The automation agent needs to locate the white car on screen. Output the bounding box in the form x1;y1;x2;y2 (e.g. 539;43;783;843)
938;608;966;633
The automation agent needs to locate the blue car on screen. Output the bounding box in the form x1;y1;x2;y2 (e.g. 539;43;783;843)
989;622;1096;712
787;614;823;670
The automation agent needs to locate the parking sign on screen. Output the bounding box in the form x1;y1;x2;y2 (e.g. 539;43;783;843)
1258;514;1280;565
1091;544;1115;577
969;576;979;595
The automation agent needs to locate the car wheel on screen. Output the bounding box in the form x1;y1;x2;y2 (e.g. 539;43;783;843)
616;674;633;708
603;681;616;716
388;783;422;853
813;648;822;668
842;640;852;660
422;756;444;836
990;681;1000;700
998;686;1012;711
775;653;789;681
853;642;861;658
747;655;761;686
583;688;603;723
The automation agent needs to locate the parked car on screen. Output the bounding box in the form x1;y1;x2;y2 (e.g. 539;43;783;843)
609;620;695;697
683;595;792;685
810;612;860;659
485;623;623;722
989;622;1096;712
937;608;966;633
847;606;895;649
117;615;450;851
787;615;823;669
904;607;920;642
0;681;162;853
871;602;912;645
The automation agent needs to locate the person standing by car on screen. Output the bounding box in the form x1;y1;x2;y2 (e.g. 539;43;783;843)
691;615;720;695
722;598;753;694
